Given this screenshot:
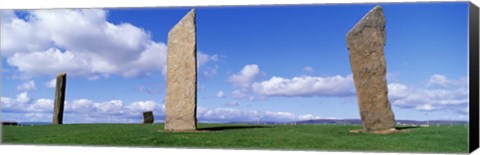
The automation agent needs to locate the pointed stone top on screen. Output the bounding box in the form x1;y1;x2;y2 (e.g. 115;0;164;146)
58;72;66;76
188;8;196;14
372;5;383;12
169;8;196;36
346;5;385;37
183;8;196;20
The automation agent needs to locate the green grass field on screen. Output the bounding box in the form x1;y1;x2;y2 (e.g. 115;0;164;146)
1;123;469;153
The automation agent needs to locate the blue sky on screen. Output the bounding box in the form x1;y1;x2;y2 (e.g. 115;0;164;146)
1;2;470;123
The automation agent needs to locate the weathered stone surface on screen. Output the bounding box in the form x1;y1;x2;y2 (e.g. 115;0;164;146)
346;5;395;131
165;9;197;131
52;73;66;125
143;111;154;124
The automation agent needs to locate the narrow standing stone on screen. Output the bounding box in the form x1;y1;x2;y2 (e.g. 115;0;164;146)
346;5;395;131
165;9;197;131
52;73;66;125
143;111;154;124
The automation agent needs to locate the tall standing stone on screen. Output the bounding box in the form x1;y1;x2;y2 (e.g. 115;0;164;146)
52;73;66;125
346;5;395;131
165;9;197;131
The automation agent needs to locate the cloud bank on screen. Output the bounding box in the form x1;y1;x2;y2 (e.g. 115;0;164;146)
252;75;355;97
1;91;326;123
227;64;468;116
1;10;216;79
388;74;468;114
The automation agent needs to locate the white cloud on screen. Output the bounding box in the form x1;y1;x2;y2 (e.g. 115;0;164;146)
388;74;468;114
231;89;248;99
65;99;95;113
1;10;51;56
124;42;168;77
94;100;125;114
7;48;104;76
263;111;297;121
197;107;323;122
427;74;451;87
297;114;322;121
1;9;216;79
387;83;409;100
415;104;435;111
427;74;467;88
17;80;36;91
16;92;31;104
197;52;218;68
226;64;261;99
302;66;314;74
216;91;225;98
228;64;260;88
184;52;220;79
1;92;52;113
126;100;162;113
252;75;355;97
45;78;57;88
1;9;152;77
28;98;54;113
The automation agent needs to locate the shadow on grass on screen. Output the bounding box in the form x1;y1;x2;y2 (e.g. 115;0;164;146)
395;126;421;130
198;125;271;131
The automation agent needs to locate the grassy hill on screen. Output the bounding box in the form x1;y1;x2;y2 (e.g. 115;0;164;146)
1;123;469;153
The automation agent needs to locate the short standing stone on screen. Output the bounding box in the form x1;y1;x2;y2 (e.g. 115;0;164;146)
346;5;395;131
52;73;67;125
165;9;197;131
143;111;154;124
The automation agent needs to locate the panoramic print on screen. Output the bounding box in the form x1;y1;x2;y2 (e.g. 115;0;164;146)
1;2;471;153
